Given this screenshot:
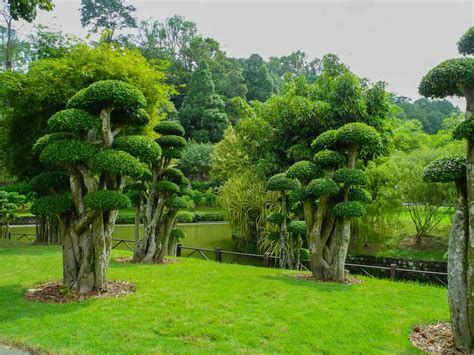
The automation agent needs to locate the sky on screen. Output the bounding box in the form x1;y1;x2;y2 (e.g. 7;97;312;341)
20;0;474;109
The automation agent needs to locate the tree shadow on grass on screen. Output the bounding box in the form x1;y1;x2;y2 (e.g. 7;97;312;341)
259;274;355;293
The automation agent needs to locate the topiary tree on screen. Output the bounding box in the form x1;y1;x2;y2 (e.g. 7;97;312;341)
419;27;474;350
0;190;26;238
129;120;194;263
286;122;379;282
30;80;149;295
265;173;299;268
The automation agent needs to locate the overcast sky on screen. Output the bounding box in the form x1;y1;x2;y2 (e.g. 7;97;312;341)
20;0;474;109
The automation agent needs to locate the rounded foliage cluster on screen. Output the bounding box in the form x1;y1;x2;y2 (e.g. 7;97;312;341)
156;135;187;149
332;201;366;218
419;57;474;98
453;118;474;141
162;168;186;185
268;231;280;241
458;27;474;55
29;172;69;195
176;211;195;223
84;190;131;211
311;130;338;152
33;133;72;155
167;196;192;210
40;139;96;165
112;108;150;126
333;168;368;186
423;156;466;183
266;173;299;192
267;212;285;225
335;122;380;149
170;228;186;240
313;150;346;169
155;180;180;195
305;178;339;199
113;135;161;164
288;220;307;236
286;161;319;184
31;195;72;216
154;121;185;136
67;80;146;115
348;187;372;203
90;149;144;179
48;109;100;133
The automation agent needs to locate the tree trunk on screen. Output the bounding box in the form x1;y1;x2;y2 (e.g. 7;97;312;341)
155;211;178;263
279;192;290;268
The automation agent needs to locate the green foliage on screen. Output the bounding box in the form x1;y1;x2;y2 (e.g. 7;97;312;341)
47;109;100;133
170;228;186;240
453;118;474;140
423;156;466;183
167;196;193;210
241;53;276;102
313;150;345;170
162;168;186;185
267;212;284;225
286;161;319;185
29;171;69;195
112;135;161;164
332;201;366;218
40;139;96;165
6;0;53;22
458;26;474;55
32;133;72;155
156;135;187;149
335;122;381;150
419;57;474;98
177;142;213;180
267;231;280;241
154;121;185;136
90;149;144;178
0;191;26;225
225;97;255;125
265;173;299;192
176;211;195;223
333;168;368;186
30;195;72;215
348;187;372;203
305;178;339;199
311;130;338;152
155;180;180;195
287;220;307;236
193;212;224;222
83;190;131;211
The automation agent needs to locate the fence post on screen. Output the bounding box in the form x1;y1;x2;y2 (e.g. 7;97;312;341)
264;253;270;268
390;264;397;281
176;243;182;257
8;232;11;240
215;247;222;263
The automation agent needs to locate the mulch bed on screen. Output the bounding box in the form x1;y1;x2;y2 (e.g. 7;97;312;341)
292;273;363;285
410;322;468;354
113;256;179;264
25;280;135;304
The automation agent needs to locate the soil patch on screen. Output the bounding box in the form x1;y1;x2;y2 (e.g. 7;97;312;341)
400;235;447;250
26;280;135;304
292;273;363;285
410;322;467;354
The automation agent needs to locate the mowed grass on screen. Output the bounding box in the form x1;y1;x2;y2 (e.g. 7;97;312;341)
0;240;448;354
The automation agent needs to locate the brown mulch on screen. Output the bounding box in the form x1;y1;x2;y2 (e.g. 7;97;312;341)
400;235;446;250
410;322;468;354
25;280;135;304
292;273;363;285
113;256;179;264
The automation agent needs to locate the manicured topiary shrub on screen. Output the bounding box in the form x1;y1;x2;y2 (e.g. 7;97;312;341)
47;109;100;133
154;121;185;136
453;118;474;141
458;27;474;55
162;168;186;185
155;180;180;195
288;220;307;236
313;150;346;169
40;140;96;165
193;212;225;222
265;173;299;192
335;122;380;148
348;186;372;203
156;135;187;149
311;129;338;152
332;201;366;218
333;168;368;186
113;135;161;164
423;156;466;183
287;161;320;184
29;171;69;195
305;178;339;199
84;190;131;211
32;133;72;154
170;228;186;240
90;149;145;179
176;211;195;223
167;196;192;210
267;212;285;225
31;195;72;215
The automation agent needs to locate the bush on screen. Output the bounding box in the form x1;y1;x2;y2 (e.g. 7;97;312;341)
154;121;185;136
423;156;466;183
155;180;180;195
311;130;338;152
176;211;195;223
156;135;187;149
40;139;96;165
115;214;134;224
29;172;69;195
113;135;161;164
286;161;319;184
84;190;131;211
332;201;366;218
333;168;368;186
31;195;72;216
90;149;145;179
305;178;339;199
193;212;225;222
266;173;299;192
48;109;100;133
313;150;346;169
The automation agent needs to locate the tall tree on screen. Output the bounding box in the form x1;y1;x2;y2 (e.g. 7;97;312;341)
80;0;137;43
241;53;276;102
419;26;474;351
179;62;228;143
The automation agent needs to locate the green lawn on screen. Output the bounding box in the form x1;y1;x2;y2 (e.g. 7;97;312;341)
0;240;448;354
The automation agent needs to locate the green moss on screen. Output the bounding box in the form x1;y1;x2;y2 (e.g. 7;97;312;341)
84;190;131;211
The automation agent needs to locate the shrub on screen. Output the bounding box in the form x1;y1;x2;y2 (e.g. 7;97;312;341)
423;156;466;183
84;190;131;211
288;220;307;236
31;195;72;215
155;180;180;195
154;121;185;136
286;161;319;184
305;179;339;199
40;139;96;165
333;168;368;186
176;211;195;223
313;150;346;169
311;130;338;152
193;212;225;222
48;109;100;133
170;228;186;240
29;171;69;195
113;135;161;164
267;212;284;225
266;173;299;192
156;135;187;149
348;187;372;203
90;149;145;179
332;201;366;218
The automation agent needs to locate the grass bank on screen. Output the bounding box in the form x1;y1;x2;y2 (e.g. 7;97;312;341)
0;240;448;353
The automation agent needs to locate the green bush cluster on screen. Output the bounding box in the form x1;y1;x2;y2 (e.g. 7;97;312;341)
47;109;100;133
194;212;225;222
268;231;280;241
332;201;366;218
453;118;474;141
90;149;144;179
155;180;180;195
288;220;307;236
305;178;339;199
31;195;72;216
113;135;161;164
156;135;187;149
32;133;71;154
154;121;185;136
333;168;368;186
348;186;372;203
311;130;338;152
266;173;299;192
112;108;150;126
67;80;147;115
167;196;193;210
267;212;285;225
170;228;186;240
40;139;96;165
84;190;131;211
313;150;346;169
162;168;186;185
458;26;474;55
286;161;319;184
335;122;380;148
29;171;69;195
423;156;466;183
176;211;195;223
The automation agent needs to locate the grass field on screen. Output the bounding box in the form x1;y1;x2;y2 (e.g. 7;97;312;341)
0;240;448;354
